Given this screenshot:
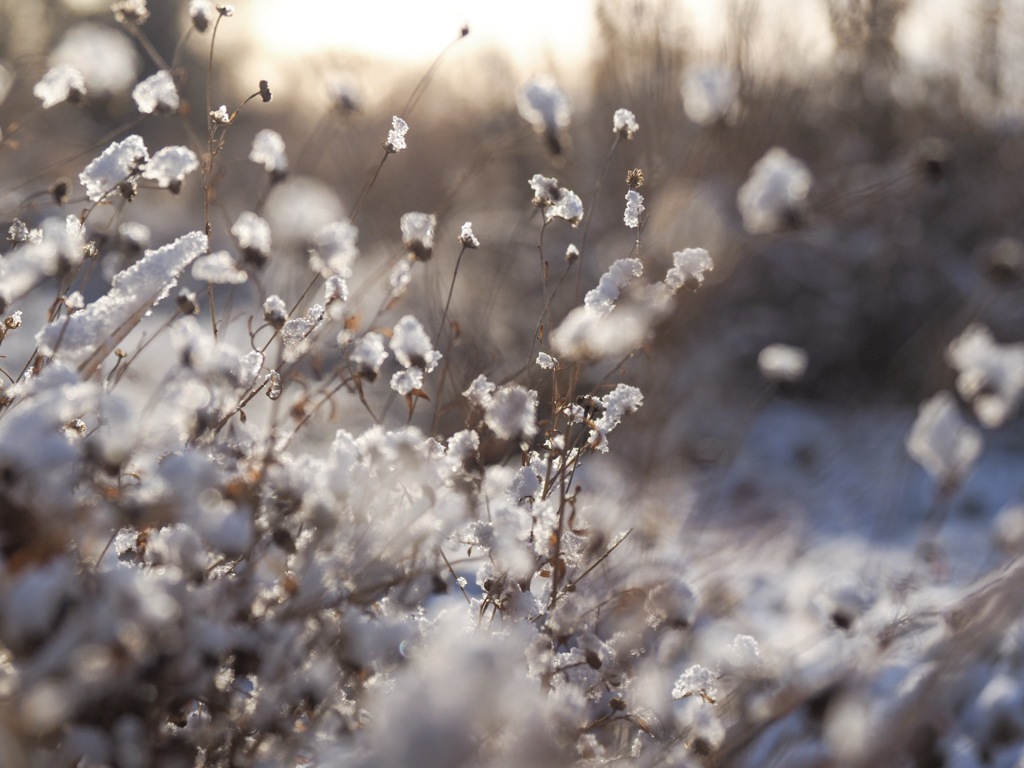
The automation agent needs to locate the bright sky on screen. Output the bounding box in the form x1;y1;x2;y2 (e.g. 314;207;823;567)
244;0;599;67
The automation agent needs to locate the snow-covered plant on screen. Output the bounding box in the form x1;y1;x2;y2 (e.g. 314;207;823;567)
682;64;740;126
946;324;1024;428
6;5;1015;768
737;146;813;233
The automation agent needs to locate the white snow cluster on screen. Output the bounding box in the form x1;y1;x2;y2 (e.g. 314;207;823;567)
132;69;179;113
249;128;288;175
737;147;813;234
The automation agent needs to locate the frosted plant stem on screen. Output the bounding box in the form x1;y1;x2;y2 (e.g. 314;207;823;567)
576;136;621;302
526;222;550;376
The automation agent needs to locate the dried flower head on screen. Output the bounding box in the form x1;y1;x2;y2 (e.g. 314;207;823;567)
258;79;272;102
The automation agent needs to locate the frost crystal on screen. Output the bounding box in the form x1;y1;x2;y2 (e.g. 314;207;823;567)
142;146;198;190
672;664;718;701
459;222;480;249
665;248;713;292
36;231;207;369
350;332;388;378
682;65;740;126
758;344;808;383
737;147;812;234
906;391;983;490
232;212;271;265
946;324;1024;428
585;258;643;314
390;315;440;372
132;70;178;114
400;212;436;261
516;75;571;133
384;115;409;153
191;251;247;285
391;367;424;396
34;66;86;108
80;135;149;202
249;128;288;176
282;306;323;362
485;384;538;440
624;190;644;228
613;108;639;139
50;23;138;95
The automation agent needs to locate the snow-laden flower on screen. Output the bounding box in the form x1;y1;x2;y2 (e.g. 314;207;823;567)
758;344;808;383
238;350;264;389
665;248;713;292
324;275;347;305
232;212;271;266
485;384;538;441
384;115;408;153
34;66;86;108
282;305;323;362
459;222;480;249
132;70;178;113
624;190;644;228
536;352;557;370
189;0;215;31
50;23;138;96
249;129;288;178
516;75;570;133
463;374;495;408
142;146;198;192
585;258;643;314
737;147;812;234
310;220;359;278
391;367;424;396
191;251;247;285
682;65;740;126
400;212;435;261
946;324;1024;428
112;0;150;24
672;664;718;701
613;107;639;139
588;383;643;452
528;174;583;227
35;232;207;370
906;391;983;490
350;332;388;379
80;135;149;202
390;315;440;372
388;259;412;297
210;104;230;124
262;295;287;329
